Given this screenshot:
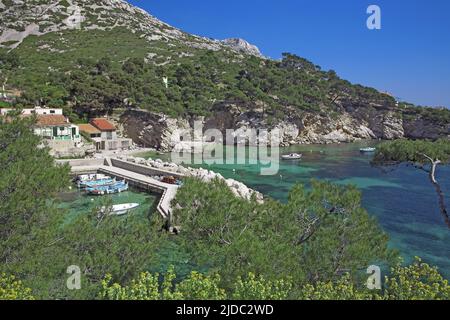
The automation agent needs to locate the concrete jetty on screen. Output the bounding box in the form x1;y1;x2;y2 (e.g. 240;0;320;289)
58;157;182;221
98;165;178;219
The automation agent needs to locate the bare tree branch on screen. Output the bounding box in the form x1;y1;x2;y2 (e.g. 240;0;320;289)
419;153;449;228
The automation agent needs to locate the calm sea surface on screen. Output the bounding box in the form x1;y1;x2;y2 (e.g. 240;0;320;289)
139;141;450;277
60;142;450;278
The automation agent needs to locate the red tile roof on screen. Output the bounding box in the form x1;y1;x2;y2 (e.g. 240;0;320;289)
36;115;68;127
79;123;101;135
90;118;116;131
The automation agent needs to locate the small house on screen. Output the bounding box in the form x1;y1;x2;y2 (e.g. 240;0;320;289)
79;124;102;150
34;115;81;143
90;118;118;141
87;118;132;151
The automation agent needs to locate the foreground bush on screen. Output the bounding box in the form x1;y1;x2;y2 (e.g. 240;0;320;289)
101;258;449;300
0;274;34;300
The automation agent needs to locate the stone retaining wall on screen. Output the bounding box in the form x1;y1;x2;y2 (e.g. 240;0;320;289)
110;158;184;179
56;158;106;168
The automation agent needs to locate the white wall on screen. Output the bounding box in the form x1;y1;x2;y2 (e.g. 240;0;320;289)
34;125;75;140
101;131;117;140
0;107;63;115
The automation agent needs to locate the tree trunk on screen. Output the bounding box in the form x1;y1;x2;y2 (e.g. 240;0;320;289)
428;160;450;229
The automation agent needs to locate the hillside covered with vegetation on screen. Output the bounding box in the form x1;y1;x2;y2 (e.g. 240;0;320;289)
0;0;449;144
0;113;449;300
2;29;449;124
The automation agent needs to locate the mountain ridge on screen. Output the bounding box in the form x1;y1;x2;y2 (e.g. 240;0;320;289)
0;0;262;56
0;0;448;149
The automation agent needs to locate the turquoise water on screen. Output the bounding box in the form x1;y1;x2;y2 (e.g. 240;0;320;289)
58;188;159;225
137;142;450;278
58;187;200;277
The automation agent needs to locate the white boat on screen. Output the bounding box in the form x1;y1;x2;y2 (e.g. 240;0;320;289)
99;203;140;216
77;173;110;182
360;147;376;153
281;153;303;160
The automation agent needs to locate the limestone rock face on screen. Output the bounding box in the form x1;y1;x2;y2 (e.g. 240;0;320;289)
382;112;404;140
402;114;449;140
221;38;263;57
120;96;449;151
120;110;166;150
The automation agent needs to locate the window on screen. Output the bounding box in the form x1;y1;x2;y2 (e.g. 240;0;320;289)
50;110;55;114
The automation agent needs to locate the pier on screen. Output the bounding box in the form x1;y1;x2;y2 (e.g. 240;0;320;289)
59;157;183;221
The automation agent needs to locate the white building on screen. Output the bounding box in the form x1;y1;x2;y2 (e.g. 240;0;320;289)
0;106;64;116
84;118;132;151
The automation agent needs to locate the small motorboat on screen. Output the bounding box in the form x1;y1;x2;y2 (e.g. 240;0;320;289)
360;147;376;153
87;181;129;195
98;203;140;216
281;153;303;160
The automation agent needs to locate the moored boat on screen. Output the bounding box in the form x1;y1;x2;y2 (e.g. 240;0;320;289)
98;203;140;216
360;147;376;153
281;153;303;160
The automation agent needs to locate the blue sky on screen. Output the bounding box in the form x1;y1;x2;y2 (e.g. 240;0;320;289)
128;0;450;108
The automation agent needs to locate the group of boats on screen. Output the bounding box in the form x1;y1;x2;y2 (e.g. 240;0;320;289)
281;147;376;160
76;174;129;195
76;174;139;216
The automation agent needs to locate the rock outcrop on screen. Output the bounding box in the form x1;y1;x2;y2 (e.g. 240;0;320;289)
221;38;263;57
120;98;448;152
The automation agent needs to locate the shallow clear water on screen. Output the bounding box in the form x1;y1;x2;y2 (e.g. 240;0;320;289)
58;187;200;277
58;188;159;225
137;142;450;278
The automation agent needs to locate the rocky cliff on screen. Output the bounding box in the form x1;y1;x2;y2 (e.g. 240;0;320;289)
121;99;449;151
